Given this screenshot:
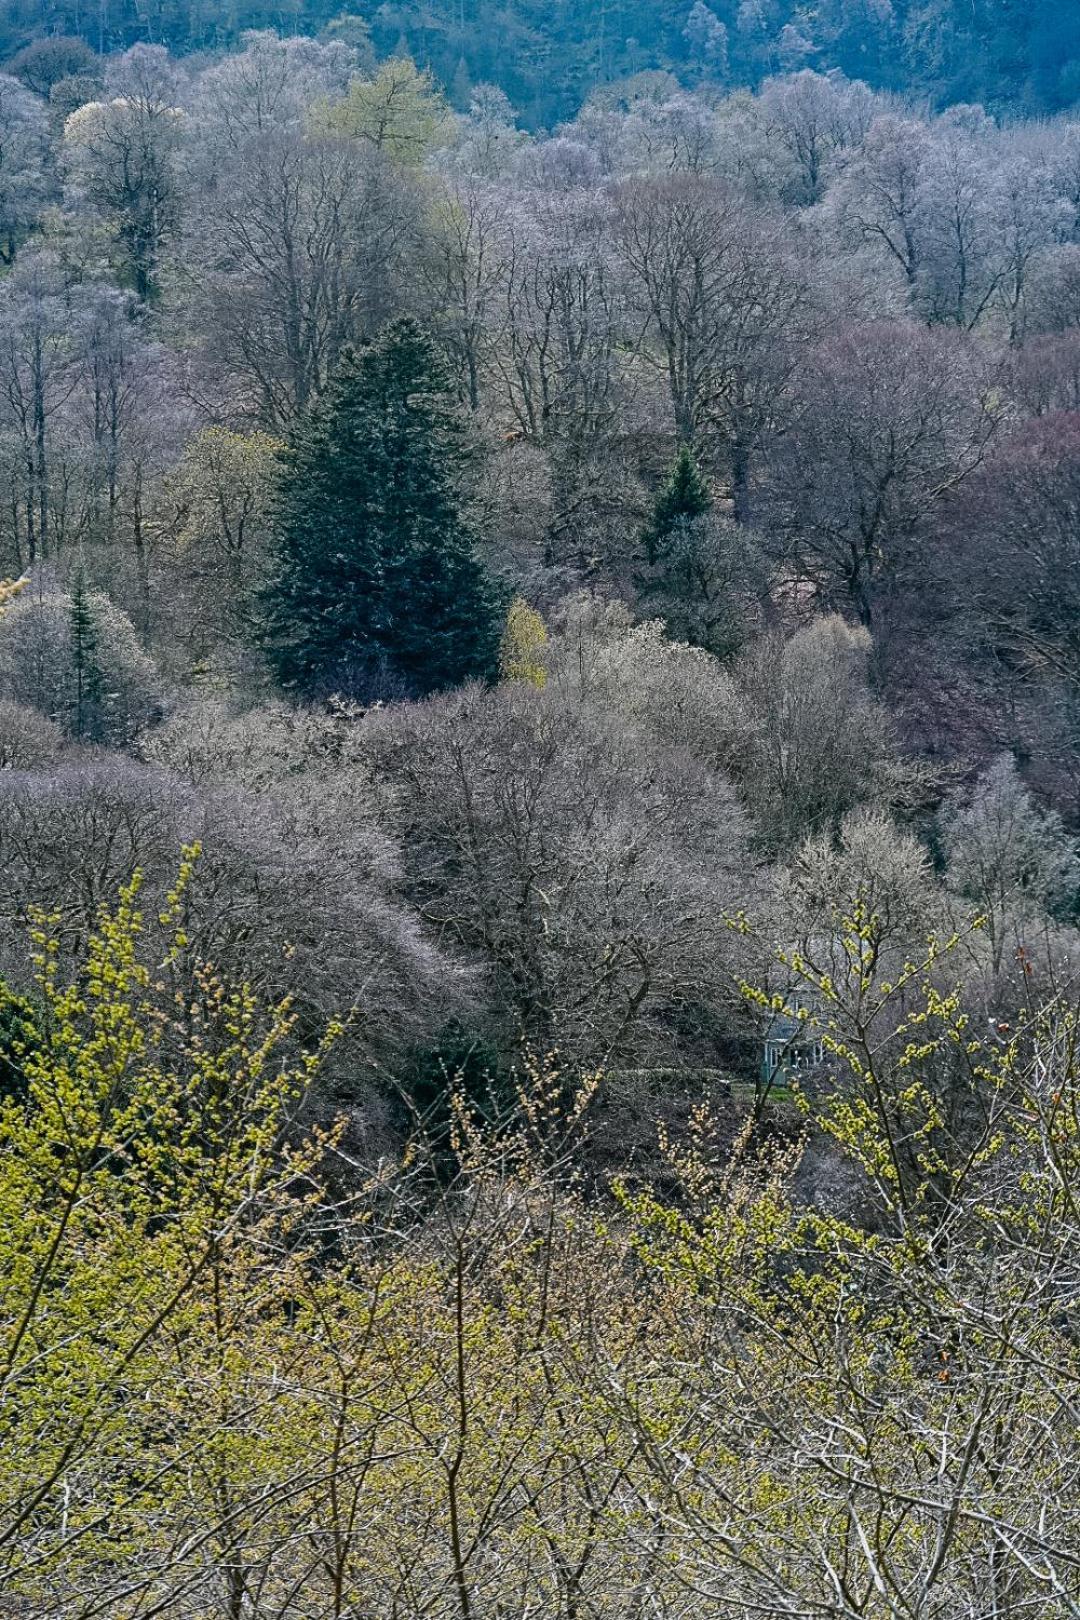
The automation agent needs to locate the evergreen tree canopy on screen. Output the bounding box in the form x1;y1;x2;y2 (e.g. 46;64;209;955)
263;317;504;701
642;444;711;565
69;567;104;742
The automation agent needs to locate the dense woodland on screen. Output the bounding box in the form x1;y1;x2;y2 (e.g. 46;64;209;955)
6;0;1080;123
5;15;1080;1617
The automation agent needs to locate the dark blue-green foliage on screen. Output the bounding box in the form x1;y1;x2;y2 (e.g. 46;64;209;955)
262;318;504;703
5;0;1079;122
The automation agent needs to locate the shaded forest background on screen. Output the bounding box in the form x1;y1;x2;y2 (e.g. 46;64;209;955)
7;0;1080;125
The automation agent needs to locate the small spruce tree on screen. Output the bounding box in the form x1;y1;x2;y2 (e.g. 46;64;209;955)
263;318;504;701
69;567;104;741
642;444;711;565
0;580;161;746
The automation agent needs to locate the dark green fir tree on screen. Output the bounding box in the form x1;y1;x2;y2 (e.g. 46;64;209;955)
69;566;104;741
641;443;711;565
262;317;504;701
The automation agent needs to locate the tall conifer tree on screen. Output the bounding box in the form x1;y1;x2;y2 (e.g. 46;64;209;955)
263;318;503;700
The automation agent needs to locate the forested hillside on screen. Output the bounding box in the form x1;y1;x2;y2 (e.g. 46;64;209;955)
4;15;1080;1616
6;0;1080;122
